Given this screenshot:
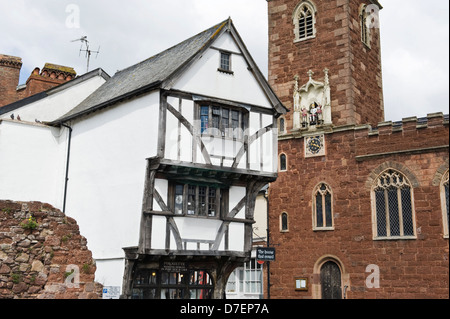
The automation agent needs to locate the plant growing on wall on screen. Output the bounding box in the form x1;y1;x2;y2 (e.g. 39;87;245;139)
20;215;38;230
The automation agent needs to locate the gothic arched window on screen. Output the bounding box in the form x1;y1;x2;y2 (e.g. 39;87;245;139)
441;170;449;238
360;4;371;47
280;212;289;232
279;117;286;134
279;153;287;172
371;169;416;239
293;1;316;42
313;183;333;230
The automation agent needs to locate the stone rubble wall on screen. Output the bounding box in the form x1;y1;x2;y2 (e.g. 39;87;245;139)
0;200;102;299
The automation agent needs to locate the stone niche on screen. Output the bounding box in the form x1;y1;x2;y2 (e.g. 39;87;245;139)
292;69;332;131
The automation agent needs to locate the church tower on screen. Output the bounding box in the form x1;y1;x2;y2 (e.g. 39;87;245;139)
268;0;384;130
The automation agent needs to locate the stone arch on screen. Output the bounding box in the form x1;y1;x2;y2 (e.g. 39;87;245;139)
432;159;449;186
365;161;420;190
312;255;350;299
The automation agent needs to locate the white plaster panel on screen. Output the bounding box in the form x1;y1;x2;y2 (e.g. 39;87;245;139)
154;179;168;210
174;217;221;241
165;111;179;160
228;223;245;252
151;216;167;250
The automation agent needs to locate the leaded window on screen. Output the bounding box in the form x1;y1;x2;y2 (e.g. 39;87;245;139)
281;212;289;232
279;154;287;172
372;169;416;239
220;51;231;72
313;183;333;230
199;104;246;139
171;183;222;218
279;117;286;134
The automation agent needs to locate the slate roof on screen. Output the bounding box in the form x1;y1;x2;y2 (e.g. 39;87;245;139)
52;19;230;123
51;18;287;125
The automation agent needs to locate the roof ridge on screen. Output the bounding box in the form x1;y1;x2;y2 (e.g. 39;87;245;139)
115;19;229;76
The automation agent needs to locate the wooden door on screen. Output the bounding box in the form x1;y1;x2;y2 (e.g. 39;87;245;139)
320;261;342;299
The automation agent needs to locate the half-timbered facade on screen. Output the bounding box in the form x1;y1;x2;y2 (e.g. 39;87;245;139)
0;19;286;299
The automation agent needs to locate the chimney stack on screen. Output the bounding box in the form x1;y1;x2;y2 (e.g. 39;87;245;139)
0;54;77;108
0;54;23;107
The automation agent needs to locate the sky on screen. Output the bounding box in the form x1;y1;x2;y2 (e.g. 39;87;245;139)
0;0;448;122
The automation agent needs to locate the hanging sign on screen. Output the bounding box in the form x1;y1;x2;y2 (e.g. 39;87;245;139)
256;247;276;262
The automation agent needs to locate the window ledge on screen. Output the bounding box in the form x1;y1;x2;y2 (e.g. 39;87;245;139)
294;36;316;43
218;68;234;75
313;227;334;232
373;236;417;241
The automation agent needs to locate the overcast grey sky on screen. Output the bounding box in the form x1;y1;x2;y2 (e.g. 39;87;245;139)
1;0;448;122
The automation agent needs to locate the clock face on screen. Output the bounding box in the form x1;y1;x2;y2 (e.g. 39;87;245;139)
305;135;325;157
307;137;322;154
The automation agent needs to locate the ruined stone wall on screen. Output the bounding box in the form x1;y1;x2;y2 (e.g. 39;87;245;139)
0;200;102;299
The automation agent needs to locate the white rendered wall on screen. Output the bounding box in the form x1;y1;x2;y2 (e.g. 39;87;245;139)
65;91;160;285
173;32;273;109
0;120;67;209
0;75;107;123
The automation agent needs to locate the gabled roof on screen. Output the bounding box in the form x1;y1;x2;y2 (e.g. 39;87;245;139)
0;68;110;117
51;18;287;125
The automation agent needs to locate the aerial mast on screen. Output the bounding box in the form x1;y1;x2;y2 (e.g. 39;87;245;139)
71;36;100;73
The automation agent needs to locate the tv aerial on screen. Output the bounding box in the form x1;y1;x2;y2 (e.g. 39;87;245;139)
71;36;100;73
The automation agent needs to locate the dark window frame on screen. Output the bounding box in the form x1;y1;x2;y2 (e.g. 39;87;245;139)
218;51;233;74
313;183;334;230
169;182;226;219
198;103;247;141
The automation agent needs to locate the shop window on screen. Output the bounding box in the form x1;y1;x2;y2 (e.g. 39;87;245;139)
226;259;263;298
132;269;213;300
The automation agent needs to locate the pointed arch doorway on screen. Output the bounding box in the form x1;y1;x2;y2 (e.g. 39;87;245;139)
320;261;342;299
313;255;349;299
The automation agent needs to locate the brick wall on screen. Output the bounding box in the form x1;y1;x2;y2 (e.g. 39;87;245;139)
0;55;25;107
268;116;449;299
0;55;76;108
0;200;102;299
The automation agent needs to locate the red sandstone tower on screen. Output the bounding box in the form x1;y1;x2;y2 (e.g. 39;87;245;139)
268;0;384;129
267;0;449;299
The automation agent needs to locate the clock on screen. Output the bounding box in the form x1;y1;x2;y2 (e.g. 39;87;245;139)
305;135;325;157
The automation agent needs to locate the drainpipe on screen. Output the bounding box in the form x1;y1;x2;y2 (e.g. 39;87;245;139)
265;187;271;300
61;123;72;213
